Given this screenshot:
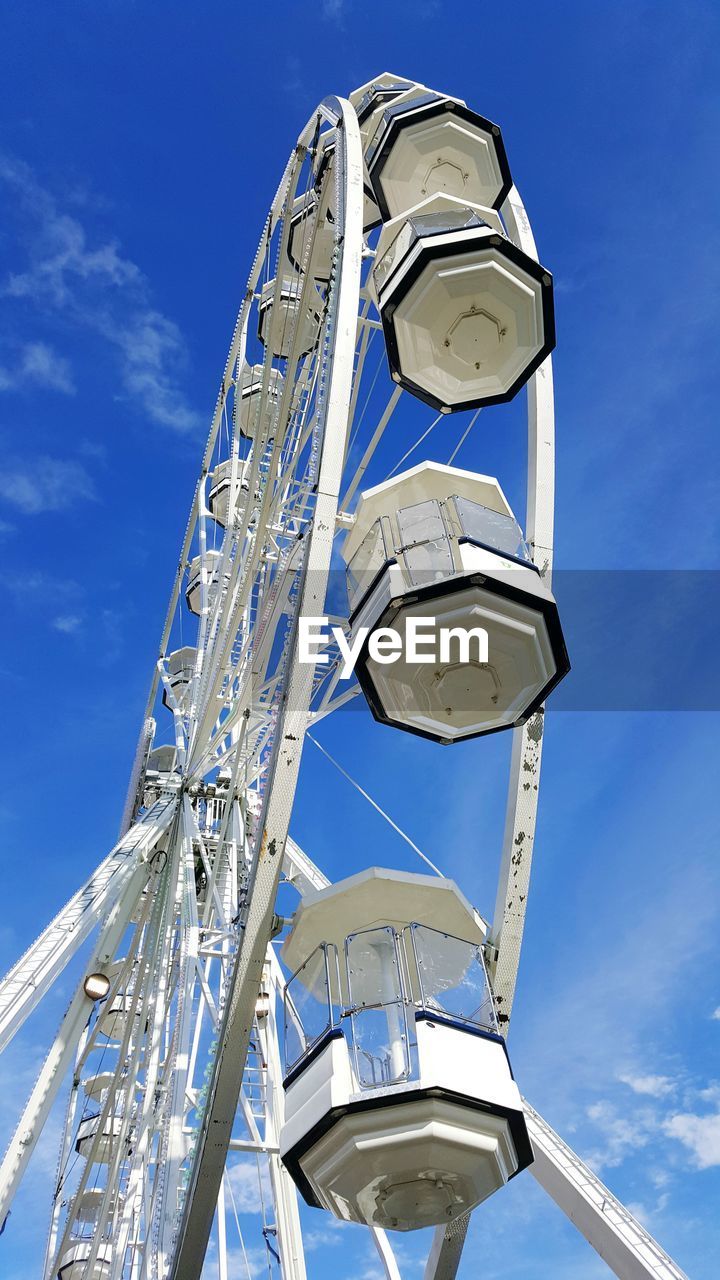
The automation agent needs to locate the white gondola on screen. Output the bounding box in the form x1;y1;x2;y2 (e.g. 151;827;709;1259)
258;275;321;359
57;1242;113;1280
97;992;137;1040
351;75;418;156
207;457;253;529
372;196;555;410
342;462;568;743
185;550;222;617
366;90;512;221
81;1072;116;1102
72;1188;120;1226
75;1115;123;1163
145;743;177;775
161;646;197;710
236;363;285;440
287;191;335;284
280;868;531;1231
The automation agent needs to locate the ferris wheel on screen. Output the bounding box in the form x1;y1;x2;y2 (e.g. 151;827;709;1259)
0;74;690;1280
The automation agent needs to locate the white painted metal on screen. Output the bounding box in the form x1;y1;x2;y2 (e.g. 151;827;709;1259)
525;1100;689;1280
422;183;554;1280
0;852;154;1228
0;70;689;1280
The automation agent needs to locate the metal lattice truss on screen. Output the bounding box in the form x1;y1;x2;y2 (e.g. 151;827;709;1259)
0;79;688;1280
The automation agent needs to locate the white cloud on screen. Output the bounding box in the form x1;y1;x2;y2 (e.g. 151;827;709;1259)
52;614;82;634
111;308;202;433
6;569;81;603
0;518;15;537
21;341;75;392
0;341;75;394
585;1099;656;1170
225;1159;271;1213
0;152;201;433
664;1111;720;1169
711;1007;720;1020
618;1072;676;1098
0;456;96;514
303;1219;349;1250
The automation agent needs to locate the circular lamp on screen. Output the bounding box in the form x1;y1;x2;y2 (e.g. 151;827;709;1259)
83;972;111;1002
367;93;513;220
374;209;555;411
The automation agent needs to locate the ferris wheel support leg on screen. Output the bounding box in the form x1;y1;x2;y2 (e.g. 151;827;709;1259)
524;1099;689;1280
423;1216;468;1280
372;1227;403;1280
166;96;364;1280
0;852;151;1230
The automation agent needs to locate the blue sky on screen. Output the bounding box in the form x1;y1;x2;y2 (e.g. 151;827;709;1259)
1;2;719;1277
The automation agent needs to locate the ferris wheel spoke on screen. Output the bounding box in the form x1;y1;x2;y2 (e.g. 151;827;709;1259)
188;175;327;766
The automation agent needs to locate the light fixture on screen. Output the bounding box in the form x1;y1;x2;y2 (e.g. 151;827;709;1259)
83;972;111;1002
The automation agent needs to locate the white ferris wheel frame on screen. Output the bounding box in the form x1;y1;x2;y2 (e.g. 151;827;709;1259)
0;84;689;1280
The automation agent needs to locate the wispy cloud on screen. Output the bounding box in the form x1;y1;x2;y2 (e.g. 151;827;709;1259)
0;455;96;514
52;614;83;634
584;1098;656;1171
618;1071;676;1099
0;153;202;433
0;341;75;394
225;1159;271;1213
6;569;82;604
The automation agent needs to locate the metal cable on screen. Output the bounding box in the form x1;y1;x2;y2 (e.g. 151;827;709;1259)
446;408;481;466
307;732;444;877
